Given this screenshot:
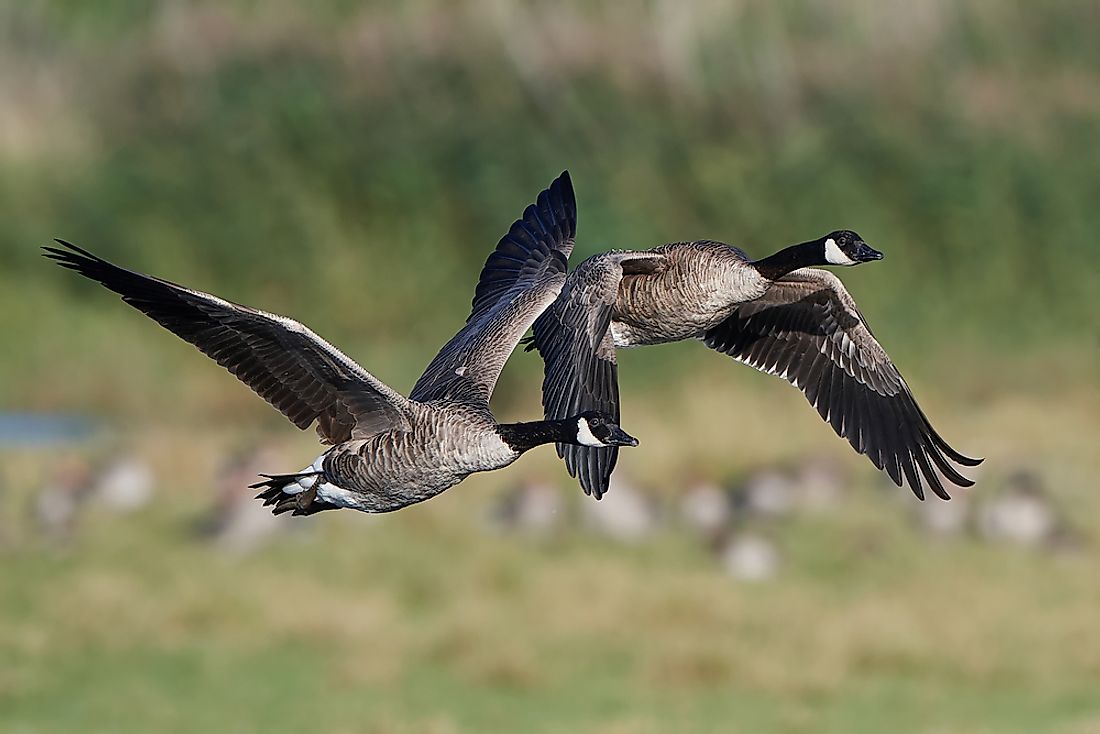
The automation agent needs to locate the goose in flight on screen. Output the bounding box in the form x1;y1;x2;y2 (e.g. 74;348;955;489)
45;171;637;515
528;231;982;501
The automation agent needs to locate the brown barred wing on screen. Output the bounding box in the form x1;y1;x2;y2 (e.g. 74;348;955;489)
701;269;981;500
45;240;411;444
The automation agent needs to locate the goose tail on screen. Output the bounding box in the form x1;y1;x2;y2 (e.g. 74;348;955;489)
249;471;337;516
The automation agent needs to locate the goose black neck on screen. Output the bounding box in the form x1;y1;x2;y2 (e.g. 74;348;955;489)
751;240;822;281
497;418;576;454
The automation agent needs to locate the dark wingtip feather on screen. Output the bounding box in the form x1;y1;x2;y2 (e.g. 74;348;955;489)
926;429;984;468
54;238;84;253
43;239;137;293
465;170;579;324
955;453;985;467
44;238;100;263
551;170;575;226
541;169;577;243
916;449;951;500
918;412;985;468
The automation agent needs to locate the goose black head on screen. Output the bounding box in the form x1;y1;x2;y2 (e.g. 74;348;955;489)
821;230;882;266
574;411;639;448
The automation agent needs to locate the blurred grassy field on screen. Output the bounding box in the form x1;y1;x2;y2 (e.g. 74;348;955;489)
2;1;1099;732
3;385;1100;734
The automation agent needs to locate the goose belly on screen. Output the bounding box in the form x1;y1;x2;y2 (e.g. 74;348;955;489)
611;313;713;347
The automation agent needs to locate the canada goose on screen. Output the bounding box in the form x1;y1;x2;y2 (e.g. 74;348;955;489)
44;172;638;516
528;232;982;501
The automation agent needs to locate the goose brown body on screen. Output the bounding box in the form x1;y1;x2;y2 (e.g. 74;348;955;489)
313;402;515;512
611;241;767;346
530;232;982;502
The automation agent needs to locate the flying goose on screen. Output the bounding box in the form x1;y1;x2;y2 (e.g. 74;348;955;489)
44;172;638;516
528;231;982;501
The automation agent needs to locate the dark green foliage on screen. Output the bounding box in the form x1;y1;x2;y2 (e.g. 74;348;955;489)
4;1;1097;416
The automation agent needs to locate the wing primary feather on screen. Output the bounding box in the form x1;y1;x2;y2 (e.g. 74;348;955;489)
45;240;409;443
914;442;950;500
923;431;976;488
861;391;886;471
702;272;979;495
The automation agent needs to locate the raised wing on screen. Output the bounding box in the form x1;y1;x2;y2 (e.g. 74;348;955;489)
45;240;411;443
702;268;982;500
410;171;576;404
529;251;665;498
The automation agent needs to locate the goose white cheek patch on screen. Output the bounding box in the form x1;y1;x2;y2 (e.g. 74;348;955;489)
825;238;856;266
576;418;605;447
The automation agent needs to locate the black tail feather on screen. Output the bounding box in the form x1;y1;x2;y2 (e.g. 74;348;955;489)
248;472;336;516
272;486;339;516
248;471;319;490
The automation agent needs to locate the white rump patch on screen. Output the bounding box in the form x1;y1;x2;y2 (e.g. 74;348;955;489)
317;482;367;510
824;238;856;266
576;417;605;447
285;454;327;494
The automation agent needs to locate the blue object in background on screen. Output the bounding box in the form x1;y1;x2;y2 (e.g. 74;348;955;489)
0;412;97;445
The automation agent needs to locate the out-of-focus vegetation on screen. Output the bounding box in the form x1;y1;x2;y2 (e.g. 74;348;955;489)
2;1;1099;732
3;392;1100;734
3;0;1098;418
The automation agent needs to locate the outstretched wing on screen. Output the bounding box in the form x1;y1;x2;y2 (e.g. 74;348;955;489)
702;268;982;500
530;251;665;498
410;171;577;403
45;241;411;443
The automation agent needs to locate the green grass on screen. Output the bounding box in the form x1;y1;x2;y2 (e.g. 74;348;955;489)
3;385;1099;733
4;494;1100;734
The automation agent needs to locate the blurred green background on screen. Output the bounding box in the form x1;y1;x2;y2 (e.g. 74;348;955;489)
2;1;1099;732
